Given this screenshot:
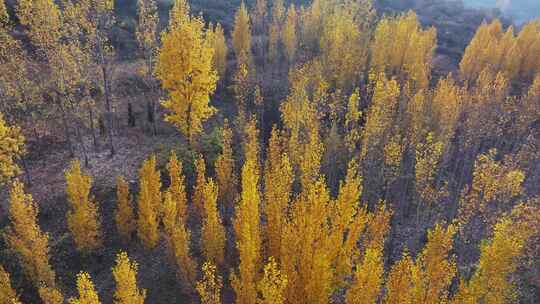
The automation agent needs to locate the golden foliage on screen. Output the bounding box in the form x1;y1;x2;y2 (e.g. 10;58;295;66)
38;286;64;304
201;179;226;267
112;252;146;304
171;224;198;291
460;19;540;83
328;161;369;279
69;272;100;304
384;252;415;304
137;155;162;249
166;151;188;221
5;180;56;288
415;133;446;207
263;127;293;261
115;176;136;242
453;216;533;304
0;114;25;185
193;155;207;217
412;224;456;304
370;11;436;91
215;119;237;209
136;0;159;75
196;262;222;304
360;73;400;162
282;5;297;64
65;160;101;253
156;0;217;141
257;257;287;304
232;120;262;304
212;23;228;79
346;248;384;304
0;265;19;304
459;149;524;228
232;2;252;66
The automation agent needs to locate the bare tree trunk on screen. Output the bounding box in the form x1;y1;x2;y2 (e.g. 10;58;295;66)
88;104;98;152
101;64;115;157
59;102;75;157
74;118;90;167
21;156;32;187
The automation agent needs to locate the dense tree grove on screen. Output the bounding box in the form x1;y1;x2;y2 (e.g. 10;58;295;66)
0;0;538;303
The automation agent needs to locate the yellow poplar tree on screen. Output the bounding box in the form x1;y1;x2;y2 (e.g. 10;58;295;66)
115;176;136;242
412;224;456;304
39;287;64;304
370;11;436;91
5;181;57;289
232;2;253;66
0;265;20;304
137;155;162;249
212;23;228;80
328;161;369;279
384;252;415;304
156;0;217;142
201;179;226;267
171;224;198;291
257;257;287;304
193;155;207;217
263;127;293;261
65;160;102;253
232;119;262;304
452;216;533;304
196;262;223;304
112;252;146;304
215;119;237;211
0;114;25;185
69;272;100;304
166;151;187;222
282;4;297;64
346;203;392;304
346;248;384;304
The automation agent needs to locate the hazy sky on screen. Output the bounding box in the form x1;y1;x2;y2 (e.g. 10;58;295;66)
463;0;540;23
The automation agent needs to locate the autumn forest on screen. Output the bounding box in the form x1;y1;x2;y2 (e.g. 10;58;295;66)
0;0;539;303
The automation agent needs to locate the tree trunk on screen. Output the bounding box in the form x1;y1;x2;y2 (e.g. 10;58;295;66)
88;104;98;152
101;64;115;157
59;102;75;158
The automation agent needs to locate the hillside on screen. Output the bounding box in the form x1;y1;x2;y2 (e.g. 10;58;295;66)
0;0;539;303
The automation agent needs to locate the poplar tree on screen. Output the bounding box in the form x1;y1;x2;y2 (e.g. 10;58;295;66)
5;181;58;292
215;119;237;213
69;272;100;304
0;114;25;185
65;159;102;253
0;265;20;304
232;119;262;304
196;262;222;304
112;252;146;304
137;155;162;249
232;2;253;67
201;179;226;267
156;0;217;143
115;176;136;242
